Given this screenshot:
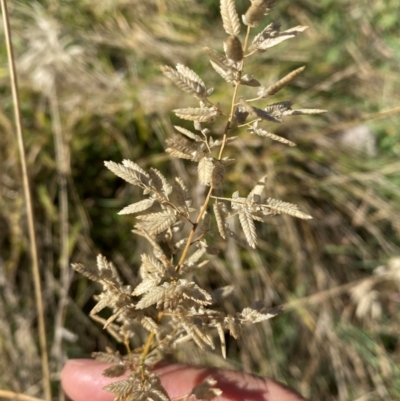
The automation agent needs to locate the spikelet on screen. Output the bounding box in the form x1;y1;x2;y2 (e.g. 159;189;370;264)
243;0;276;28
251;23;308;52
173;107;220;122
224;35;243;62
258;66;305;97
213;201;227;239
198;156;214;186
248;126;296;147
190;378;222;400
220;0;241;36
161;64;207;99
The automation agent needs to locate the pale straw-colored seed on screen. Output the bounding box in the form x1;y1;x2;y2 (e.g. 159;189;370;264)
211;160;225;188
224;35;243;62
243;1;266;27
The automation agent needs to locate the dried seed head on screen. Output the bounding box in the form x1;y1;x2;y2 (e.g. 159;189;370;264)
224;35;243;62
243;0;276;28
211;160;225;188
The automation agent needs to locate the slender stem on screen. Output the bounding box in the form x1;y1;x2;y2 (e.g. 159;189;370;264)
243;25;252;54
0;1;51;400
176;186;213;271
217;26;252;161
49;84;70;401
139;311;163;364
0;390;45;401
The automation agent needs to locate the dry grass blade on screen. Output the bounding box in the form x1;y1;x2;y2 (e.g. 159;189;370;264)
220;0;241;36
1;1;51;398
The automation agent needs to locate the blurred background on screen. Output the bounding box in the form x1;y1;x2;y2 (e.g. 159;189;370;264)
1;0;400;400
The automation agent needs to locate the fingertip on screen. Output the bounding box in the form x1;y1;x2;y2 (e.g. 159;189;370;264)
61;359;115;401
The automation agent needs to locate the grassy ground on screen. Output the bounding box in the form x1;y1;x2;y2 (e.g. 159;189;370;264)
1;0;400;400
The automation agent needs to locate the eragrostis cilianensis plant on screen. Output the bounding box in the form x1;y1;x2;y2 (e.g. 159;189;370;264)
72;1;326;399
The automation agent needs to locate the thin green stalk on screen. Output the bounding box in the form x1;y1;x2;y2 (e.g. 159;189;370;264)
0;1;51;400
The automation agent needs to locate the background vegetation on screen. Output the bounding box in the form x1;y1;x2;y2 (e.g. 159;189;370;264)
1;0;400;400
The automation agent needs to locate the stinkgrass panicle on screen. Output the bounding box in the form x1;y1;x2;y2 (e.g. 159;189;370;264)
72;1;326;399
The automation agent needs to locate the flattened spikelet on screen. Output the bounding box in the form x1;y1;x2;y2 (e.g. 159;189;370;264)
92;351;121;363
198;157;214;186
240;74;261;87
264;101;327;118
191;378;223;400
166;134;205;162
211;160;225;188
173;107;219;122
266;197;312;219
118;199;155;215
136;284;169;309
104;378;135;398
238;208;258;248
209;60;236;84
248;127;296;147
250;105;282;123
173;177;192;213
259;66;305;97
105;160;149;187
285;108;327;116
240;304;282;323
243;0;276;28
224;35;243;62
220;0;241;36
252;24;308;52
136;212;177;235
141;253;166;276
149;168;172;197
161;64;206;99
72;263;101;281
141;316;160;333
226;316;241;339
213;201;227;239
247;175;267;200
174;125;203;142
183;282;212;305
132;277;160;296
102;364;127;378
203;46;235;69
90;293;115;315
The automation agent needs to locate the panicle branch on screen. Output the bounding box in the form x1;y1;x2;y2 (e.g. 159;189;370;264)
73;1;326;400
